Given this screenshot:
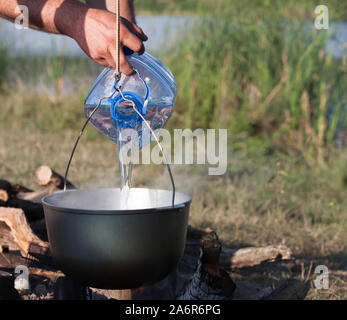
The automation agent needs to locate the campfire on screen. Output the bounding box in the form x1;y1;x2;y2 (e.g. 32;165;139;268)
0;166;309;300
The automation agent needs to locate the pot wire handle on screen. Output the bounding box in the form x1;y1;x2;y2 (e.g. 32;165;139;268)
63;80;119;193
65;0;175;206
63;76;176;208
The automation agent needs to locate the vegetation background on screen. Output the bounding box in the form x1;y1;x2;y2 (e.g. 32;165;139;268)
0;0;346;299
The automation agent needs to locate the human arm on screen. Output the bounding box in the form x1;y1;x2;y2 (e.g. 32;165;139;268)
86;0;136;23
0;0;147;74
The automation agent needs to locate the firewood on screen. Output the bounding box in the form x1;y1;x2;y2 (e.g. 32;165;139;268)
0;180;32;196
186;225;214;240
35;165;75;189
200;231;222;277
0;215;300;300
0;189;9;204
0;180;13;193
94;288;132;300
0;179;33;205
0;219;21;253
177;231;236;300
0;180;13;205
220;245;293;269
29;268;64;281
5;198;44;222
17;185;58;203
0;179;49;221
9;183;33;194
0;207;48;258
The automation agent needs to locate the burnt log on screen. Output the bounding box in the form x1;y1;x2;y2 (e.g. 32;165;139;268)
0;207;300;300
0;180;14;199
17;185;58;203
0;189;9;204
35;166;75;189
0;180;33;204
177;231;235;300
9;183;33;194
0;180;14;205
0;178;53;204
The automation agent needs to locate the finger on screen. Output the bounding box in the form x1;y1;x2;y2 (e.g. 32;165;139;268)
120;51;134;75
132;24;148;41
94;56;112;68
103;46;115;68
108;44;133;75
121;28;145;56
121;18;148;41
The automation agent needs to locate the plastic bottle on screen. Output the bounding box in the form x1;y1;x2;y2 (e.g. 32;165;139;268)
84;52;176;149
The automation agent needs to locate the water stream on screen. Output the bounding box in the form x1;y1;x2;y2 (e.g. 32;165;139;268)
117;127;134;210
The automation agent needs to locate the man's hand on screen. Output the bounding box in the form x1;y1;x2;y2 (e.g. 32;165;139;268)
0;0;147;75
72;8;147;75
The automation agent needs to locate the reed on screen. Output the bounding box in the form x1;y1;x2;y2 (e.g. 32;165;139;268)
166;0;347;163
138;0;347;20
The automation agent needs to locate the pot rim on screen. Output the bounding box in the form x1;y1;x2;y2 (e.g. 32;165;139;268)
42;187;192;215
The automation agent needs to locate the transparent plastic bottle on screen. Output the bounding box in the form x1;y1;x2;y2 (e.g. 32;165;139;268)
84;52;177;149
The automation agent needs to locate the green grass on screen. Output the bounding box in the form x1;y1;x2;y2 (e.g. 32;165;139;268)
137;0;347;20
0;0;346;299
0;120;346;299
166;1;347;165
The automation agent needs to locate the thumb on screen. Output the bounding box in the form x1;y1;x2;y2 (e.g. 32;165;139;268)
108;44;134;76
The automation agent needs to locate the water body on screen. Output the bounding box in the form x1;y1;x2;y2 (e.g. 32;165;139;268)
0;15;345;58
0;15;190;56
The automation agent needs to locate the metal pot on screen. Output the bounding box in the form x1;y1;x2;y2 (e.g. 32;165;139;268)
42;188;191;289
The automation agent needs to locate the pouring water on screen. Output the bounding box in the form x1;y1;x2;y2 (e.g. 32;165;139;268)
118;127;134;209
83;52;176;205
